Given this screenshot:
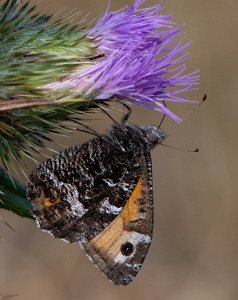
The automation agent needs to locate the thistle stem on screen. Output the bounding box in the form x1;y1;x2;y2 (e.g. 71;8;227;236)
0;98;86;112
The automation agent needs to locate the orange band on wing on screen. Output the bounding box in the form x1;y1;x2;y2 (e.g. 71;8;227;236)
88;175;144;252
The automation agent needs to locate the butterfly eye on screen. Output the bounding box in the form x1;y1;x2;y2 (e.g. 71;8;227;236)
147;132;158;144
43;197;61;207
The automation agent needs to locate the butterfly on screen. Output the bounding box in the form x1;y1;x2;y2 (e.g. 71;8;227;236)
27;106;166;285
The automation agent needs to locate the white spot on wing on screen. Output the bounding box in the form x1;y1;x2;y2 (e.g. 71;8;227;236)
126;263;142;272
103;179;116;187
113;232;151;264
120;181;130;192
56;181;88;218
99;198;122;215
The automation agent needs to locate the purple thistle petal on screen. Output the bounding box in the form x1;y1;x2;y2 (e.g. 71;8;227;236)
43;0;199;122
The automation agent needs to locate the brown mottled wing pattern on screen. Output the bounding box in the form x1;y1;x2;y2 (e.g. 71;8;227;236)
27;121;165;286
84;153;153;285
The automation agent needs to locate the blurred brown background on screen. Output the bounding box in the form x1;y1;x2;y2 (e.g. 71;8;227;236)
1;0;238;299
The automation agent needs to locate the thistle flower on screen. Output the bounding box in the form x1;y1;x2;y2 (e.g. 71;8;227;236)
44;0;199;122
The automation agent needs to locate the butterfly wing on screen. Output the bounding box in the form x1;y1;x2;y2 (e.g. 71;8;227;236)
28;131;154;285
84;153;153;285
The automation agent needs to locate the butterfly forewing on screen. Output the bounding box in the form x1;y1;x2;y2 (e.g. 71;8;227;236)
29;135;143;244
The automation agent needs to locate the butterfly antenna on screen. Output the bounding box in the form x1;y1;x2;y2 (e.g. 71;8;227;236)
166;94;207;138
161;143;199;153
160;94;207;152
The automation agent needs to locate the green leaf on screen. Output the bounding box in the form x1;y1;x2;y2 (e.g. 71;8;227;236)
0;166;33;219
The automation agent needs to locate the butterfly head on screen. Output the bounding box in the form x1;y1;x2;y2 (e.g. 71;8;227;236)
141;125;167;151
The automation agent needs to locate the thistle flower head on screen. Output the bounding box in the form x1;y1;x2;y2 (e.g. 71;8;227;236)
44;0;199;122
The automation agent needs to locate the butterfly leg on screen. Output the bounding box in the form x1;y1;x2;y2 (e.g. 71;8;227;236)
119;102;132;124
